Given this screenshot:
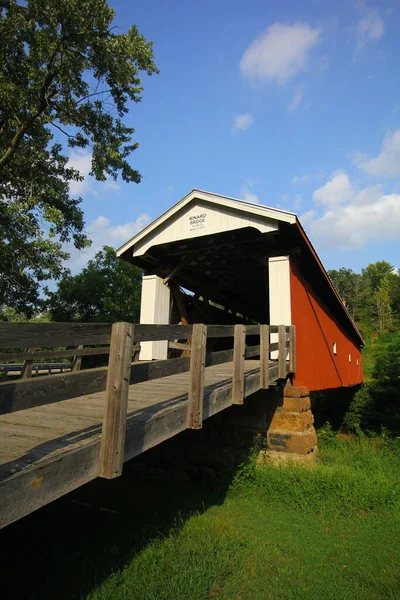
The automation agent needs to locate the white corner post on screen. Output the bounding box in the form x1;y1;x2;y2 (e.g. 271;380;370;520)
139;275;171;360
268;256;291;360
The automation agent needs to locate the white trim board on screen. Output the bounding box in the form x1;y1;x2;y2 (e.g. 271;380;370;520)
269;256;291;360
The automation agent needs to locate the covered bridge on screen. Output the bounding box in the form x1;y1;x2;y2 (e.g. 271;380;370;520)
0;189;366;529
118;189;364;392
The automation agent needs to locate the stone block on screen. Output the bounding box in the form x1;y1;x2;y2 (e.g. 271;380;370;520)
259;447;318;465
267;429;317;455
282;385;310;398
274;395;311;413
269;409;314;432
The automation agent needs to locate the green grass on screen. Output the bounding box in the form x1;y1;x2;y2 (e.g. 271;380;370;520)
3;434;400;600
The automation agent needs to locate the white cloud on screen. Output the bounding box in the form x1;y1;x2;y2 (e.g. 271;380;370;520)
103;179;121;192
292;195;303;211
304;167;400;249
354;129;400;177
241;187;259;204
313;170;353;206
288;84;305;111
351;183;384;205
232;113;254;132
309;192;400;250
240;178;260;204
302;129;400;249
292;174;310;184
356;8;384;50
240;23;322;85
66;213;151;272
279;193;302;212
68;149;121;196
299;208;316;226
68;149;93;195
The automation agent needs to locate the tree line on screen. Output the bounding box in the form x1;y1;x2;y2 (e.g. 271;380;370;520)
1;246;142;323
328;262;400;434
327;261;400;340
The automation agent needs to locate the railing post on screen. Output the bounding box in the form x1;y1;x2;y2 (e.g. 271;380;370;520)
232;324;246;404
289;325;296;374
72;344;83;371
21;349;33;379
260;324;270;389
278;324;286;379
187;323;207;429
99;322;134;479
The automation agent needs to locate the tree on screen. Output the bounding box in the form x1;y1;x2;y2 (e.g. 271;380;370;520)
0;306;50;322
47;246;142;322
328;261;400;338
362;261;394;293
0;0;158;314
327;267;365;321
361;262;397;335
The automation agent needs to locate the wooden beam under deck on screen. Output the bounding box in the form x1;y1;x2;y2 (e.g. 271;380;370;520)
0;359;282;529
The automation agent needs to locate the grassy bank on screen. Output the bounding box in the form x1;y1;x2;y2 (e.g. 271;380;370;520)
3;432;399;600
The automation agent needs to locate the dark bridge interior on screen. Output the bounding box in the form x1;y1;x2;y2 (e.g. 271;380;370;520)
129;225;298;323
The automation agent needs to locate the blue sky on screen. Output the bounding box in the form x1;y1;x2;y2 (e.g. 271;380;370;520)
67;0;400;273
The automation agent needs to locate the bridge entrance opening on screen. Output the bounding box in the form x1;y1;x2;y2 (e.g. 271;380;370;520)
143;226;274;325
129;225;294;361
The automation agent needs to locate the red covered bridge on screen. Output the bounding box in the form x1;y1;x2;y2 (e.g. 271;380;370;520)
0;189;363;528
118;188;364;391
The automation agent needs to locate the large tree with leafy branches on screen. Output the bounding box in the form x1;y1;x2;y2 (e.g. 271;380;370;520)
47;245;142;322
0;0;158;314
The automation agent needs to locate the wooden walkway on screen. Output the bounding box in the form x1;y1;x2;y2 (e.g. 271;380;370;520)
0;322;295;529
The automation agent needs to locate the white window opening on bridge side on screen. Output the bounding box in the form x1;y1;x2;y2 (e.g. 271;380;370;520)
348;353;352;363
357;358;359;366
333;342;337;355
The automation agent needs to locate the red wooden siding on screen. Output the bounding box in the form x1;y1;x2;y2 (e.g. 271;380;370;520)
290;260;363;391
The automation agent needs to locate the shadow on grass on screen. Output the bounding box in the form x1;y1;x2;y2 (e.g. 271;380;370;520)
1;446;236;600
0;387;280;599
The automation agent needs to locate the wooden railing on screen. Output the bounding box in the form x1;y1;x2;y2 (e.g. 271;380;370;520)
0;322;296;479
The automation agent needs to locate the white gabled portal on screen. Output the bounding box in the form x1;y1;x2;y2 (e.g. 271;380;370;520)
117;190;297;262
131;198;279;258
139;275;171;360
268;256;291;359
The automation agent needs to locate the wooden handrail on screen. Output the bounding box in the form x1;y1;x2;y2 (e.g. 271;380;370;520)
0;321;290;349
0;322;296;418
0;322;112;349
0;321;296;489
0;346;115;363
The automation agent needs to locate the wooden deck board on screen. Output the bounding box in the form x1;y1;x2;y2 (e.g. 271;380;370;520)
0;359;274;528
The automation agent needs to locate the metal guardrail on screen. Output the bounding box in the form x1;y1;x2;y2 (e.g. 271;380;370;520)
0;363;72;376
